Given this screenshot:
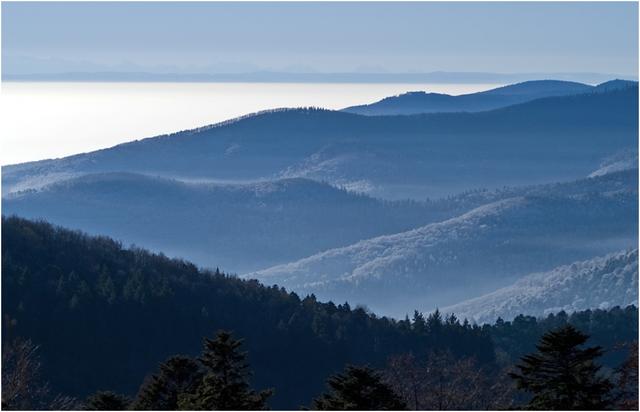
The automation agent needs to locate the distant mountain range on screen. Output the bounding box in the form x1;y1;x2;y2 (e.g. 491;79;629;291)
3;83;637;200
3;174;442;272
5;167;636;280
3;71;635;84
343;79;637;115
443;249;638;324
250;170;638;317
2;79;638;319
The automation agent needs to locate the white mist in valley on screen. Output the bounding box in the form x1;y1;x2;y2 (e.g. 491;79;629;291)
0;82;500;165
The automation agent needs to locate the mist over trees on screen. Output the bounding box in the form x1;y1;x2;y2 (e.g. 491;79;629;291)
2;216;638;410
0;54;637;412
1;216;493;408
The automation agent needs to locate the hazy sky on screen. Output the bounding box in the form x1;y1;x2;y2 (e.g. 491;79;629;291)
2;2;639;75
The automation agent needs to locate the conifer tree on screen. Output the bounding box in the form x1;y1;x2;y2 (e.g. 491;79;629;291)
425;309;443;334
509;325;613;410
179;331;271;410
412;311;427;334
131;356;202;410
83;391;130;410
314;365;407;410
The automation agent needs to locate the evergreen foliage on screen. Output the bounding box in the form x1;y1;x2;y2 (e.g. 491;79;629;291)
179;331;271;410
313;365;407;410
2;216;492;408
485;307;638;369
132;356;203;410
509;325;614;410
83;391;131;410
2;216;637;409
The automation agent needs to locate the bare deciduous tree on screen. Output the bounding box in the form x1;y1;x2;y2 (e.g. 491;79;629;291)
385;350;516;410
616;341;639;410
2;336;78;410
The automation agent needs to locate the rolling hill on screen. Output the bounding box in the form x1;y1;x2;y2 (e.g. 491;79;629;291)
443;249;639;324
1;215;497;408
250;172;638;317
3;216;637;408
2;81;637;322
5;167;635;277
3;173;442;272
3;85;637;200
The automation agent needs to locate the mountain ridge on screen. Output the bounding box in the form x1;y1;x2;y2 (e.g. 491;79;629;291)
342;80;597;115
3;171;442;272
3;86;637;199
250;172;638;316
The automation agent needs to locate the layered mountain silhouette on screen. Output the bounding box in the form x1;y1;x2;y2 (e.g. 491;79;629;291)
5;168;636;278
342;79;637;115
3;84;637;199
250;171;638;317
2;80;638;319
3;173;443;271
343;80;592;115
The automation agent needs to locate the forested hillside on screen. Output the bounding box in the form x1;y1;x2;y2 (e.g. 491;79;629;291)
2;216;637;409
253;182;637;315
1;216;494;408
3;174;438;271
445;249;638;324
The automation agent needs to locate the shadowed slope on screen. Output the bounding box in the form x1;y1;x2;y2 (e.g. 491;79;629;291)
3;86;637;199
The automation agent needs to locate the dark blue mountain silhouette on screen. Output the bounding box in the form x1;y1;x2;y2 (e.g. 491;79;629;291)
3;173;442;272
3;84;637;199
342;80;611;115
593;79;639;93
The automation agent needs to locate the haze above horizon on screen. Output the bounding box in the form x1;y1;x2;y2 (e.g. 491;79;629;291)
1;81;501;165
2;2;638;77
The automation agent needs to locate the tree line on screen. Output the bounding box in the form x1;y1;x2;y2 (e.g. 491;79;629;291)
4;326;637;410
2;216;638;409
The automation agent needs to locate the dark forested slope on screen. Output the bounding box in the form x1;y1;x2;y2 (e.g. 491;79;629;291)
1;216;494;408
2;216;636;408
3;174;437;272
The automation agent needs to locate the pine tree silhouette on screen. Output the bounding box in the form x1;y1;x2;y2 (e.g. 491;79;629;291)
132;355;202;410
509;325;613;410
179;330;271;410
83;391;130;410
314;365;407;410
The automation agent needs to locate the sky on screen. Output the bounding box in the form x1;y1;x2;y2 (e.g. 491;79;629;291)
2;1;638;76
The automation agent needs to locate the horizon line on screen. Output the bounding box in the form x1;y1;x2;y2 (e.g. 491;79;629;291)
3;71;638;84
